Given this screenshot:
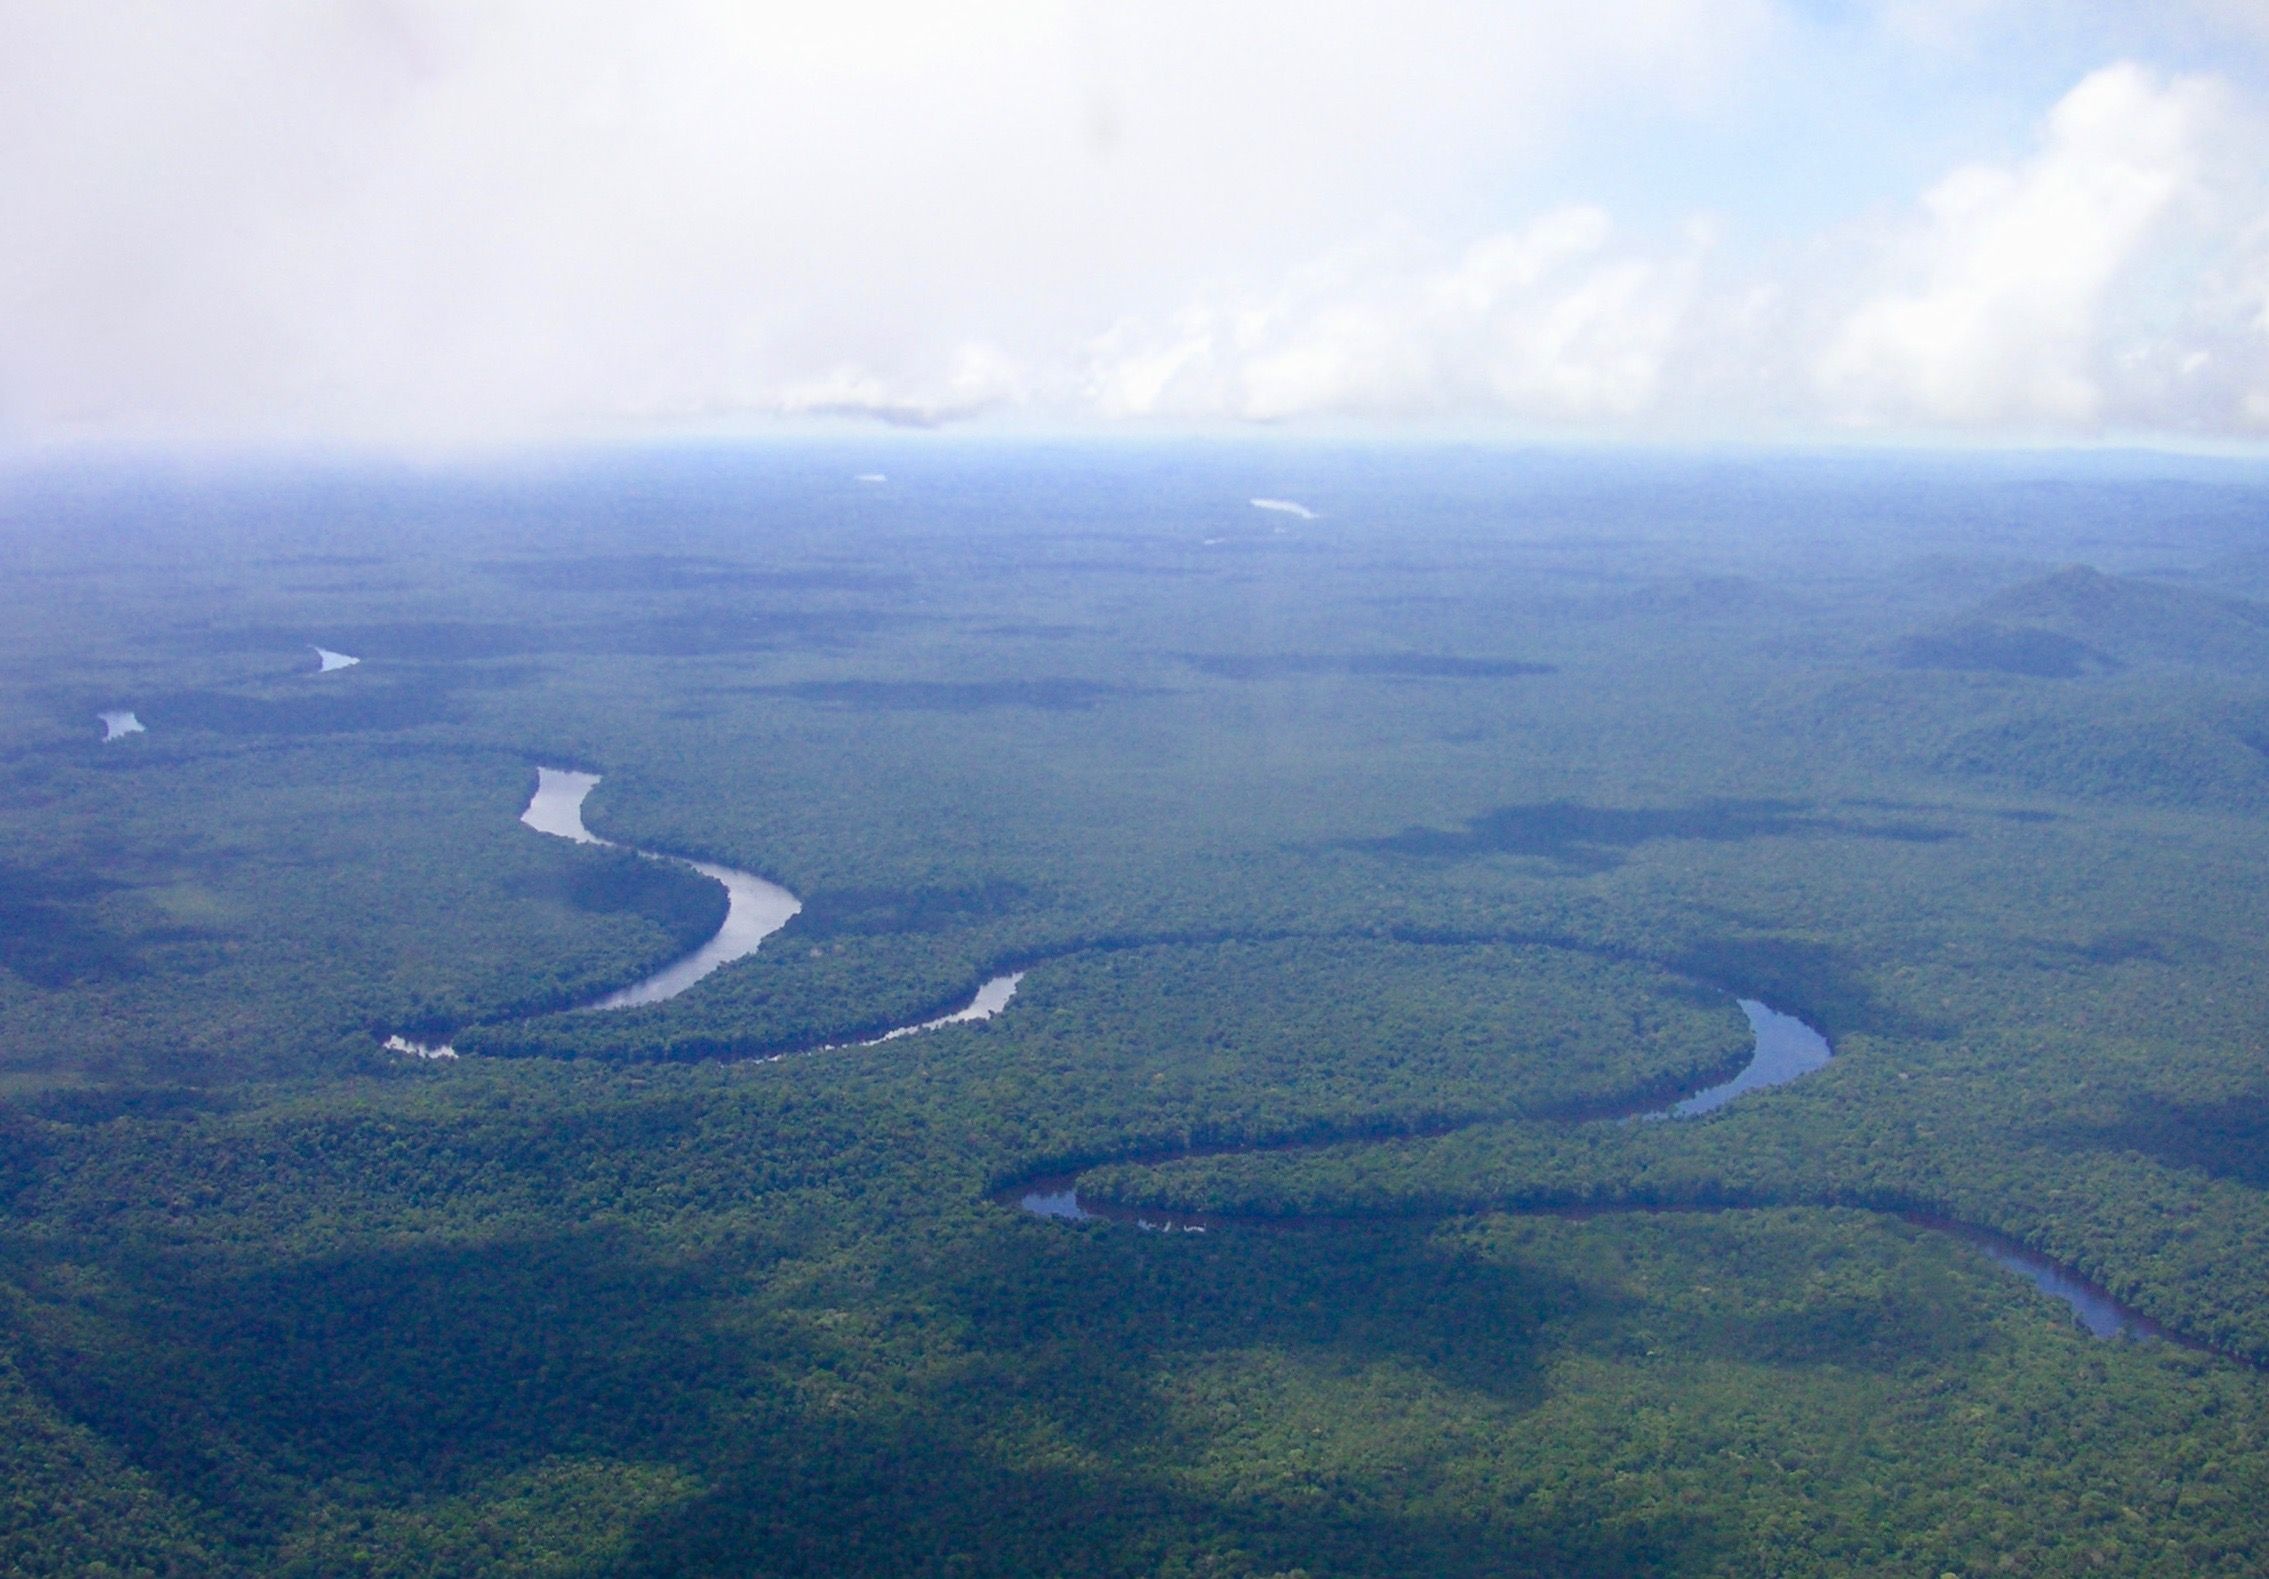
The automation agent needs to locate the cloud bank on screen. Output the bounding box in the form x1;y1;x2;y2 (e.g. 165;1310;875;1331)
1;2;2265;450
1818;63;2243;431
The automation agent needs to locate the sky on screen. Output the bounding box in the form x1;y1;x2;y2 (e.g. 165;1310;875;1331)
4;0;2269;454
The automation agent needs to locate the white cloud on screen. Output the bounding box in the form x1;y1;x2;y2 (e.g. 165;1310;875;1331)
773;343;1027;428
1816;64;2230;429
1080;210;1705;423
0;0;1767;450
2;6;2267;449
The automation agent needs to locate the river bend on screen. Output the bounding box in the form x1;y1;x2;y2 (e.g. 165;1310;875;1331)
1007;1001;2218;1354
385;766;1017;1057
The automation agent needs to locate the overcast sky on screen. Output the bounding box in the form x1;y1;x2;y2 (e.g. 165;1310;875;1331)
5;0;2269;453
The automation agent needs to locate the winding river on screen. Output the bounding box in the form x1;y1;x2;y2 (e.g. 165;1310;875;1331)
388;764;2217;1356
1005;1006;1834;1234
1005;1000;2220;1354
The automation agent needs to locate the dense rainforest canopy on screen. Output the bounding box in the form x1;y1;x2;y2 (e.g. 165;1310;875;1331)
3;443;2269;1574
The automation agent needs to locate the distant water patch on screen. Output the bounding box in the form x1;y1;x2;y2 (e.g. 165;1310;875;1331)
313;646;361;672
1250;498;1317;520
99;711;145;741
383;1035;457;1060
1017;1184;1093;1222
1011;1177;1207;1234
